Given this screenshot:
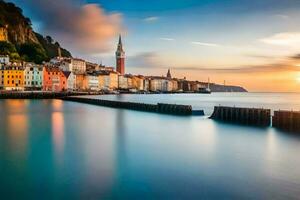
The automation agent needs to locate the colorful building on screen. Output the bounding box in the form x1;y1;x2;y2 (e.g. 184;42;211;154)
132;75;145;91
24;63;43;90
98;71;118;90
118;74;132;89
1;65;24;90
75;74;86;91
43;66;68;92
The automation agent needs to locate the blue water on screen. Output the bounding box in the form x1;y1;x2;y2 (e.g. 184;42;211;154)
1;93;300;199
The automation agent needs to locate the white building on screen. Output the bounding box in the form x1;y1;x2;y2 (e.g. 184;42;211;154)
72;58;86;73
149;77;173;92
24;63;43;90
62;71;76;91
0;55;9;65
87;75;99;91
118;75;133;89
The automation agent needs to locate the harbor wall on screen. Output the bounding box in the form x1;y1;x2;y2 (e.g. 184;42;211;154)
62;97;198;116
210;106;271;127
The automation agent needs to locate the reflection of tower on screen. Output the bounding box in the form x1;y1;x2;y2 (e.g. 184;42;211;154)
116;35;125;75
166;69;172;79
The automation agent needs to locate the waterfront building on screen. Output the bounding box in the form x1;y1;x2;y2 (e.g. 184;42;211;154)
24;63;43;90
149;77;173;92
43;66;68;92
162;79;173;92
116;35;125;75
118;74;132;89
64;71;76;91
98;71;110;90
86;74;99;91
0;55;9;64
71;58;86;73
109;72;119;89
58;58;73;72
171;79;179;91
144;78;150;91
75;74;86;91
98;71;119;90
1;65;24;91
132;75;145;91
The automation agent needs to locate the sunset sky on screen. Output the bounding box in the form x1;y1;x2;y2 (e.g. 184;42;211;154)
11;0;300;92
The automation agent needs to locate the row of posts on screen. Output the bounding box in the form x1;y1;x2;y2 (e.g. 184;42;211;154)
210;106;300;132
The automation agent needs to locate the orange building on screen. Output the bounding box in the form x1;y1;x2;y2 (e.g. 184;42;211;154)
43;66;69;92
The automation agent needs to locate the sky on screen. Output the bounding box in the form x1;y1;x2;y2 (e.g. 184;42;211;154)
9;0;300;92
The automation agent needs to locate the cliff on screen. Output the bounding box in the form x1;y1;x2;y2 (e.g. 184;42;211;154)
210;84;248;92
0;0;71;63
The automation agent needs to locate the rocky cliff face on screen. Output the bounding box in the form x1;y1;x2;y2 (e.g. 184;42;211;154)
0;0;39;44
0;0;71;61
8;22;39;44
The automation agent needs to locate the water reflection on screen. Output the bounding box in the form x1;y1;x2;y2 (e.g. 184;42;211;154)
52;111;65;165
7;113;28;158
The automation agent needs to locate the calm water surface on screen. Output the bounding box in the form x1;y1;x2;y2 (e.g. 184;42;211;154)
1;93;300;199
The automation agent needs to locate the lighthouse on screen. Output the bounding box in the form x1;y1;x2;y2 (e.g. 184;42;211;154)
116;35;125;75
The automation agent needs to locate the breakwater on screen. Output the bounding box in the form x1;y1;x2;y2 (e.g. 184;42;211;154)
0;91;92;99
61;97;200;116
210;106;271;127
273;111;300;132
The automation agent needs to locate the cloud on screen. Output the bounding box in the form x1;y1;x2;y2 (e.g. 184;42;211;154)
143;16;159;22
260;32;300;46
128;51;300;74
274;14;289;19
20;0;123;55
191;41;220;47
128;52;161;68
159;37;175;41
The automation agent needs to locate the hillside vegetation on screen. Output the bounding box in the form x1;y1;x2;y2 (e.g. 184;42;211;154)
0;0;71;64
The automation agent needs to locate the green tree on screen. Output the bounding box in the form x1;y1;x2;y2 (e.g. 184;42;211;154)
0;41;17;54
18;43;48;64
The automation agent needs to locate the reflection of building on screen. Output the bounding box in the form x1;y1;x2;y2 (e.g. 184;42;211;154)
24;63;43;90
116;35;125;75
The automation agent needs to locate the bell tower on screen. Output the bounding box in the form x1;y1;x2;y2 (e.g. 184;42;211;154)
116;35;125;75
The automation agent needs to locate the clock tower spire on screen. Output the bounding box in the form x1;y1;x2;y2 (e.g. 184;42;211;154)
116;34;125;75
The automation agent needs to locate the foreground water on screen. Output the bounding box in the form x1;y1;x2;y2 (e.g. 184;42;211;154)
1;93;300;199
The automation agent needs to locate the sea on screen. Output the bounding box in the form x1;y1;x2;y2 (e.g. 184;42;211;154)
1;93;300;199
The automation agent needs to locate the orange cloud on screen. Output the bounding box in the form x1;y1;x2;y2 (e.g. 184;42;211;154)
24;0;123;55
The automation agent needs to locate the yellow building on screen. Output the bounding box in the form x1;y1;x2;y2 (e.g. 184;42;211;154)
0;26;8;41
132;75;145;91
2;65;25;90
